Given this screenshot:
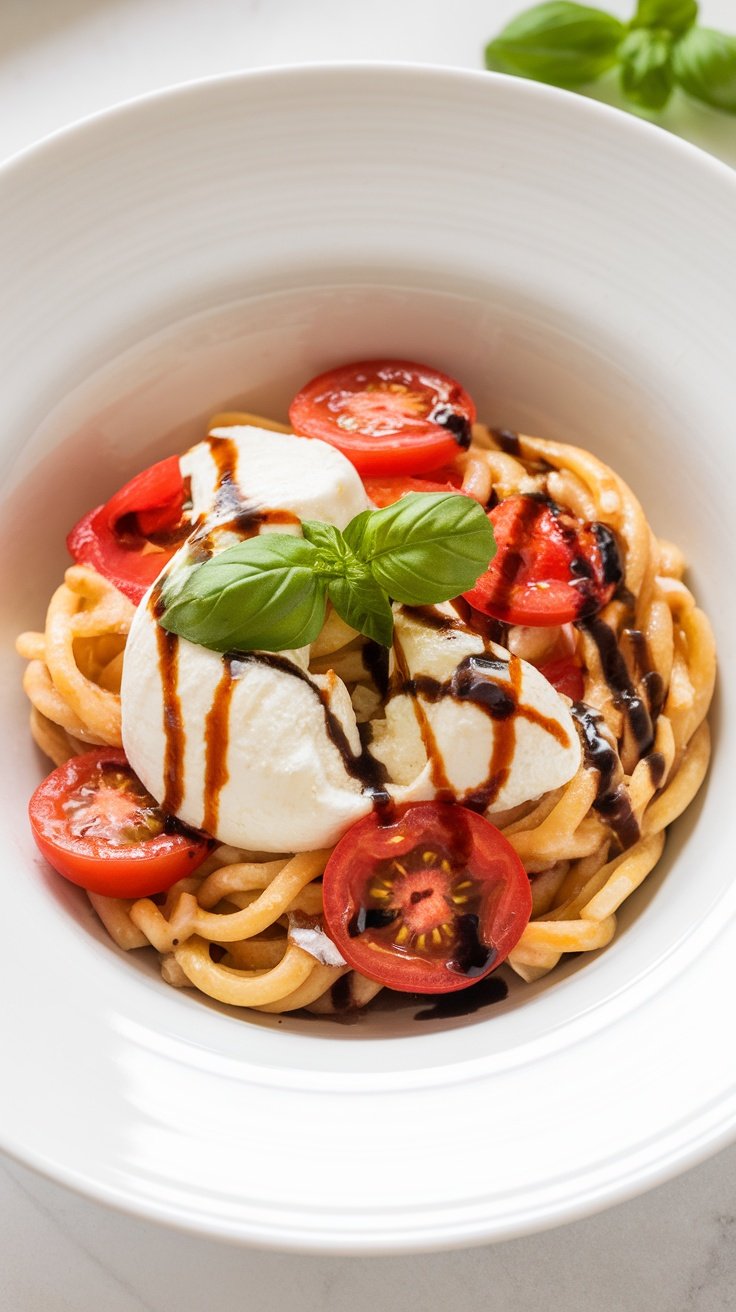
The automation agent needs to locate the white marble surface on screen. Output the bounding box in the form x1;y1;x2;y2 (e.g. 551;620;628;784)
1;0;735;1306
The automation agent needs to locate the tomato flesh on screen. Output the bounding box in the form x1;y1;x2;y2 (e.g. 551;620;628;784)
363;467;464;508
289;360;477;475
537;654;585;701
67;457;188;604
29;749;210;898
322;802;531;993
463;495;622;626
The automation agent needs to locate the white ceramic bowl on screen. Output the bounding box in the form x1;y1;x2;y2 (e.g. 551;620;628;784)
1;65;734;1253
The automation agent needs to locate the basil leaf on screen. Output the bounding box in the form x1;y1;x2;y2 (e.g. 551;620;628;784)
301;519;346;568
327;572;395;648
345;492;496;606
160;535;327;652
484;2;625;88
631;0;697;38
303;518;395;644
619;27;674;109
672;27;736;113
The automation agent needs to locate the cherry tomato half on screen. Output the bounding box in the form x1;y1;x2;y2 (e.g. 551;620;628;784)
289;360;477;476
322;802;531;994
363;466;464;508
463;495;622;627
537;655;585;702
28;748;210;898
67;457;188;605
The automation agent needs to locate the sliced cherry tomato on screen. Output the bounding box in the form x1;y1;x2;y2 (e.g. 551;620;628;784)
363;466;464;508
28;748;210;898
322;802;531;994
537;655;585;702
463;495;622;627
67;457;188;605
289;360;477;475
104;455;185;536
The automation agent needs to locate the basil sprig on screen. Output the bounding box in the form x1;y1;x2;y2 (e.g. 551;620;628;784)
484;1;736;115
159;492;496;653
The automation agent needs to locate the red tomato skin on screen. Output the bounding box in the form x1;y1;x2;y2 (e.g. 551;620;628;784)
537;655;585;702
103;456;184;532
28;749;210;899
67;457;186;604
362;469;464;508
464;495;620;627
322;803;532;994
289;359;477;476
67;507;171;604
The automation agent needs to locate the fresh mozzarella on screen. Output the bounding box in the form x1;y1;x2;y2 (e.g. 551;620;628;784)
121;607;372;851
122;428;580;852
181;424;370;532
122;427;374;850
372;605;581;813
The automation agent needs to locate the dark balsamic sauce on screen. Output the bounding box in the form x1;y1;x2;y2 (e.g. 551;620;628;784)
592;522;625;589
413;973;508;1021
202;655;237;836
622;628;666;721
429;404;472;449
361;640;389;698
329;975;353;1012
449;913;497;978
579;617;654;758
571;702;640;850
490;427;522;457
348;906;399;937
150;581;186;815
225;650;390;809
647;751;666;790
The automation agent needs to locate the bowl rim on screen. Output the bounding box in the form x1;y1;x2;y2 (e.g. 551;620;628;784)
3;59;736;190
1;61;734;1252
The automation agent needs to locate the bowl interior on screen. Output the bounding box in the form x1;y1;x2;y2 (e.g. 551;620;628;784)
0;67;733;1080
1;272;729;1062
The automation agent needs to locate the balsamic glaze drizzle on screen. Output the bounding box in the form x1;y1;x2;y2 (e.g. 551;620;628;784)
413;973;508;1021
390;618;571;813
224;650;390;808
150;580;185;816
579;616;655;760
571;702;640;850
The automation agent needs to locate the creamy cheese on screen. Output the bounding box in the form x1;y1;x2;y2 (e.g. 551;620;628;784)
121;428;580;852
181;424;370;533
121;606;373;851
372;605;581;813
121;427;374;851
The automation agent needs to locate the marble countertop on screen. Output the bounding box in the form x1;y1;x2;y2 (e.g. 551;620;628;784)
2;1;734;1307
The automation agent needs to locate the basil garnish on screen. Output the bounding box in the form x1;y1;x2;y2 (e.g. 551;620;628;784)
484;0;736;116
159;492;496;653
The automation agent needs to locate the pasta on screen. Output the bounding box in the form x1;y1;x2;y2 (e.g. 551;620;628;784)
17;413;715;1017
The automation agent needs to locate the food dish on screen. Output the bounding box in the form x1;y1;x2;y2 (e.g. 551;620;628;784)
17;362;714;1018
1;65;734;1251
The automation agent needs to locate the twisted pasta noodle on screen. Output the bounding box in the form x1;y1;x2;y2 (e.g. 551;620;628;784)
17;418;715;1012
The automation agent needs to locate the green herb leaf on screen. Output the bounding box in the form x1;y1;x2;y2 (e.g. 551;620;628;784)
302;518;395;645
300;519;346;567
160;493;497;654
326;572;395;648
631;0;697;38
160;535;327;652
345;492;496;607
672;26;736;112
484;1;626;88
619;27;674;108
